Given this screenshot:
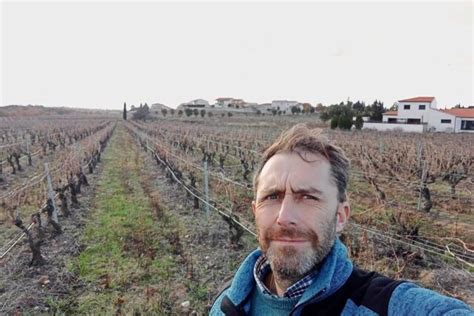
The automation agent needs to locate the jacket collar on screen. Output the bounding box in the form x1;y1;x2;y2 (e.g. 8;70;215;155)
296;238;353;309
223;238;353;312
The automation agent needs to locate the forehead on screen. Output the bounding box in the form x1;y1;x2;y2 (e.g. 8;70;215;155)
258;151;332;191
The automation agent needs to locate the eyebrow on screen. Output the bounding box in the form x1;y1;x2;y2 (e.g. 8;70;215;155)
258;185;323;196
290;185;324;196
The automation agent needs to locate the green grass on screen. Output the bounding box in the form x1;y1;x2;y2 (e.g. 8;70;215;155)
50;125;183;314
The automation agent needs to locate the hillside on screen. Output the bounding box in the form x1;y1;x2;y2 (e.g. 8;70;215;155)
0;105;117;117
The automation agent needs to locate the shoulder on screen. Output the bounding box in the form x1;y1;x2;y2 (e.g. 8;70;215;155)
210;278;233;315
210;289;229;316
348;267;404;315
389;282;473;315
210;249;263;315
210;280;252;316
300;267;403;316
348;268;473;315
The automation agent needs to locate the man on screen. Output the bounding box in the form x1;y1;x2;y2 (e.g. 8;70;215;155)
210;124;472;315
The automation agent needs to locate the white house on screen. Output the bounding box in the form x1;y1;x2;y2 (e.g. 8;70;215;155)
151;103;172;112
431;108;474;132
215;97;234;107
230;99;246;108
215;97;253;108
271;100;300;112
390;96;436;124
256;103;273;114
177;99;210;109
364;96;474;133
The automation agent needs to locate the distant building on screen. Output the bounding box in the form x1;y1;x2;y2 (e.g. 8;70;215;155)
255;103;273;114
434;108;474;132
177;99;210;109
151;103;172;112
271;100;300;112
215;98;247;108
363;96;474;133
215;98;235;107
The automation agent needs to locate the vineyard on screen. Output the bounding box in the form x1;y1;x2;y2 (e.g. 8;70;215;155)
0;113;473;313
0;117;115;251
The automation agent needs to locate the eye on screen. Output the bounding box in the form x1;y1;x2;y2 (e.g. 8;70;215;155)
302;194;319;201
265;193;279;200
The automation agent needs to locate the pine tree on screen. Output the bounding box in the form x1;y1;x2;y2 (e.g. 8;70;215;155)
338;114;353;130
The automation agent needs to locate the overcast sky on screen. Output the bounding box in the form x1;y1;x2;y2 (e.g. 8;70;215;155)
1;1;472;110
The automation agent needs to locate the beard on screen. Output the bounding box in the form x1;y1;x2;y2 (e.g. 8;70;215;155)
258;215;337;285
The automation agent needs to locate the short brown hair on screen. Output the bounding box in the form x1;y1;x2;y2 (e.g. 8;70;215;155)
253;124;350;202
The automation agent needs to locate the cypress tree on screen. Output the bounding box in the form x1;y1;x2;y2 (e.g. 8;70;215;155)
355;115;364;130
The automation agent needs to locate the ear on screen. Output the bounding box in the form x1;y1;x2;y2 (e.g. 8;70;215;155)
252;200;256;216
335;201;350;234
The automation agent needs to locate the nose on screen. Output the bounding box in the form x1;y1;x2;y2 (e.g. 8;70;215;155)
276;193;297;226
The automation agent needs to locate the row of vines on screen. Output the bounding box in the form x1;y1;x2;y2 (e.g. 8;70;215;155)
0;117;116;265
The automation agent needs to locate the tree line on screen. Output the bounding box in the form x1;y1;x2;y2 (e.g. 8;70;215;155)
122;100;387;128
318;100;385;130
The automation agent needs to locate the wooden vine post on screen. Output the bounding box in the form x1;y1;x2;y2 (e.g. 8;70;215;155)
203;157;210;217
44;163;59;224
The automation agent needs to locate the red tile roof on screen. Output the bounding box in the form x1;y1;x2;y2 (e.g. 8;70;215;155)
440;108;474;118
383;111;398;116
398;97;435;103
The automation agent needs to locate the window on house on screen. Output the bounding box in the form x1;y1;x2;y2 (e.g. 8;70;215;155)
419;105;426;110
407;118;421;124
404;105;410;110
461;120;474;130
441;119;452;124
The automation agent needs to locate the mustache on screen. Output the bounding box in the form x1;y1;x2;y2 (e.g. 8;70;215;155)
264;226;319;241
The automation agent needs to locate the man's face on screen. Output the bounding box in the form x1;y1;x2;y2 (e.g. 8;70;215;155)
252;151;349;281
